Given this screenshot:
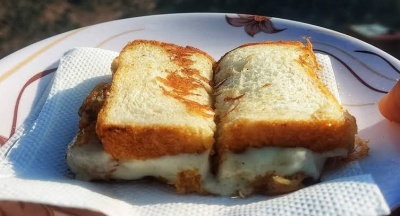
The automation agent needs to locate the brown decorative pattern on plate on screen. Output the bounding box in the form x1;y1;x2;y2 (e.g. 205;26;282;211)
314;49;389;94
0;68;56;146
355;50;400;75
0;201;105;216
225;14;286;37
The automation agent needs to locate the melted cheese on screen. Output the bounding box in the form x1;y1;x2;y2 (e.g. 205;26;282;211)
67;139;346;195
66;138;210;183
203;147;347;196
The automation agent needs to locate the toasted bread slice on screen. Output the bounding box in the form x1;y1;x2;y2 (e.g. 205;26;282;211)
214;40;357;154
96;40;216;160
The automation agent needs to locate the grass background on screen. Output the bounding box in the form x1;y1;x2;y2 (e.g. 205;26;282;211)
1;0;399;58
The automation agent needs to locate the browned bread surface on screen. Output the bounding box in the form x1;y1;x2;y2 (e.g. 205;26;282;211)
214;40;357;154
219;118;356;154
96;40;216;160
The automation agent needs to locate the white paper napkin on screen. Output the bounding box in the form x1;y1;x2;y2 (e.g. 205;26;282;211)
0;48;390;216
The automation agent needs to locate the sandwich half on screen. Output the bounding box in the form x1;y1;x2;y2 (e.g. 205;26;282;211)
210;40;357;196
67;40;216;194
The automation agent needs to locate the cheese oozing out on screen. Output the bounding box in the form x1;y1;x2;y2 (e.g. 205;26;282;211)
203;147;347;196
67;137;347;195
66;138;210;184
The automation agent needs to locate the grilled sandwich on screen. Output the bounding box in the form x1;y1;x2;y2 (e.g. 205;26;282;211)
67;39;358;196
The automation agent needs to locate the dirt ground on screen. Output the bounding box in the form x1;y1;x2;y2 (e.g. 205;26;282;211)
1;0;399;59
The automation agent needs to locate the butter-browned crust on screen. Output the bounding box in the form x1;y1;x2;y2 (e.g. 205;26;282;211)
97;124;214;160
218;114;357;154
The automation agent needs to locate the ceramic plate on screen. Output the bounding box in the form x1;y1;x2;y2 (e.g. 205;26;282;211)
0;13;399;213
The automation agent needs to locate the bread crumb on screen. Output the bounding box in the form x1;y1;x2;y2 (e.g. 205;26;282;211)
322;136;369;172
343;136;370;162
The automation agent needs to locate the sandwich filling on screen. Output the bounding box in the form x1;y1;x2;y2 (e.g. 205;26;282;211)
67;137;346;195
205;147;347;196
67;138;210;184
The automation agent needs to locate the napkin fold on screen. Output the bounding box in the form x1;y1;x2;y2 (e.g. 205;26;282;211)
0;48;390;216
